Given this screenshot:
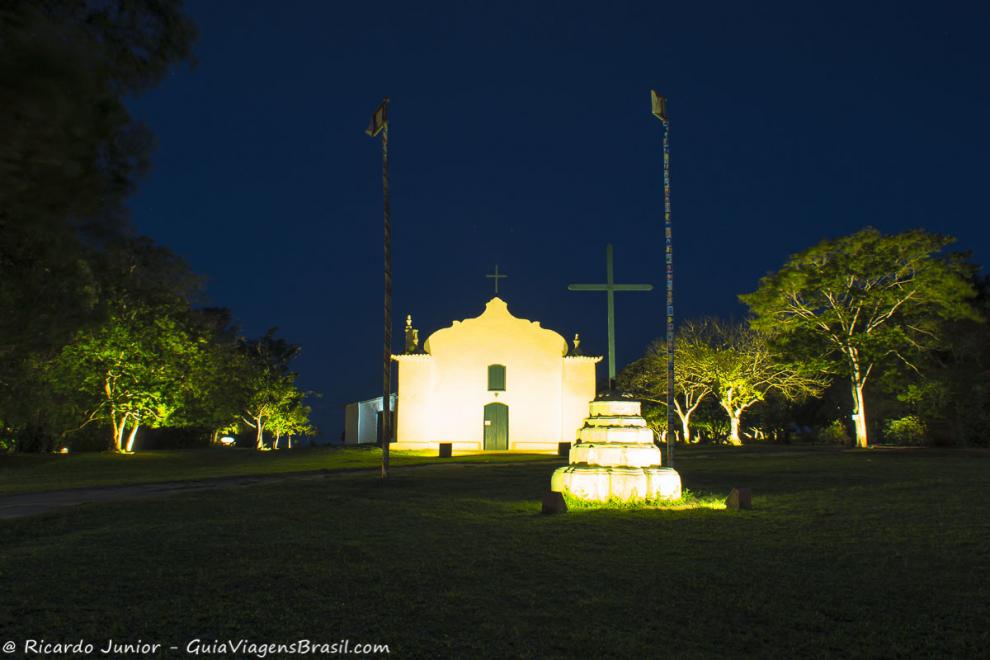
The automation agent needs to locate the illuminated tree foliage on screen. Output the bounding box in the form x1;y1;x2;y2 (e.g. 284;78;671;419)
618;321;715;443
42;247;315;453
268;391;316;450
0;1;196;440
49;239;202;452
702;320;825;445
239;330;311;451
621;319;823;444
52;311;199;452
741;228;978;447
173;308;254;446
0;3;319;453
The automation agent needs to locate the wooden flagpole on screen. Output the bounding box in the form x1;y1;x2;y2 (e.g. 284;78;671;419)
367;97;391;479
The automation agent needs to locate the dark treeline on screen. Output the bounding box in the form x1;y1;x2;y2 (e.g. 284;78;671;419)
620;228;990;448
0;1;313;453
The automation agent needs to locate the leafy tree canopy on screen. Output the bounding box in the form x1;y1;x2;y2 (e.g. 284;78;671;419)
0;0;197;419
239;329;311;450
701;319;825;445
47;239;203;451
740;227;978;447
618;320;715;443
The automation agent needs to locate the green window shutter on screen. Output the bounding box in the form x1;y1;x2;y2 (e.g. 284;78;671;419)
488;364;506;391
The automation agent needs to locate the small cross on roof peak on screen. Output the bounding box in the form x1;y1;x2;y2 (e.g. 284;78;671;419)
486;264;508;295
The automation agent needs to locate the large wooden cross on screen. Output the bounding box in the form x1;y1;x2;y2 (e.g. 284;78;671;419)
486;264;507;295
568;244;653;387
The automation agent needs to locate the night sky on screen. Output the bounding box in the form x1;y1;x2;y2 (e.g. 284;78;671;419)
127;1;990;441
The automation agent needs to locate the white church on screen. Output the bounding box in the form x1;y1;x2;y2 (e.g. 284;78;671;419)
345;297;600;452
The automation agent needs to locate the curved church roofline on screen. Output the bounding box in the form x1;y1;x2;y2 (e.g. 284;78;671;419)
422;297;569;356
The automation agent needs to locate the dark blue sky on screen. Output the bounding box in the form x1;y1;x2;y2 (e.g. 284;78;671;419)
128;1;990;440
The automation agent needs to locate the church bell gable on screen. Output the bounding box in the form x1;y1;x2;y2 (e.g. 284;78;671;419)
422;297;568;358
391;296;600;452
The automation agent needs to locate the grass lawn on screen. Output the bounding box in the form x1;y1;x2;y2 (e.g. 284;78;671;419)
0;446;555;495
1;446;988;657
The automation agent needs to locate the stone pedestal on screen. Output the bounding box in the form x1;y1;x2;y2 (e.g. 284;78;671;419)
551;394;681;502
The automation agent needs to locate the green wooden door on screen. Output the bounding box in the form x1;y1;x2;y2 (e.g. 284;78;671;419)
483;402;509;450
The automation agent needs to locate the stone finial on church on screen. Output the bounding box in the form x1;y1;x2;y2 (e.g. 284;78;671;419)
404;315;419;354
570;333;586;356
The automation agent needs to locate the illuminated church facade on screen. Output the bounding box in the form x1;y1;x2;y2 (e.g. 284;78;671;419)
391;297;600;452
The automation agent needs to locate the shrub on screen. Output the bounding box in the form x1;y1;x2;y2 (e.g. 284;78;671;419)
884;415;927;445
818;419;850;445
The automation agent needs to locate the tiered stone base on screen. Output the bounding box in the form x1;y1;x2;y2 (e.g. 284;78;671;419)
569;442;661;467
551;465;681;502
550;393;682;503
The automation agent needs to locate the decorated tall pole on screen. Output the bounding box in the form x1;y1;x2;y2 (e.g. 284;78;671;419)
651;90;674;469
366;97;391;479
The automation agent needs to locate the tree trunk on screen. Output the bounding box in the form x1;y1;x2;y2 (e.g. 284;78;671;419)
112;413;128;453
680;414;691;444
851;381;869;448
728;414;742;446
848;350;869;448
124;423;140;453
255;418;266;450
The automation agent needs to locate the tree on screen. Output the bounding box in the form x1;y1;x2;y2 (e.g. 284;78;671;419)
703;320;825;445
268;392;316;449
741;228;978;447
0;1;196;438
618;321;715;443
239;330;309;450
48;239;203;452
172;308;254;446
52;311;199;452
0;1;196;231
2;351;94;452
874;274;990;446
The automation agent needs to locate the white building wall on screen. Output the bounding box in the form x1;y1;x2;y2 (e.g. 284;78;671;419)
393;298;600;452
561;357;598;443
343;394;396;444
